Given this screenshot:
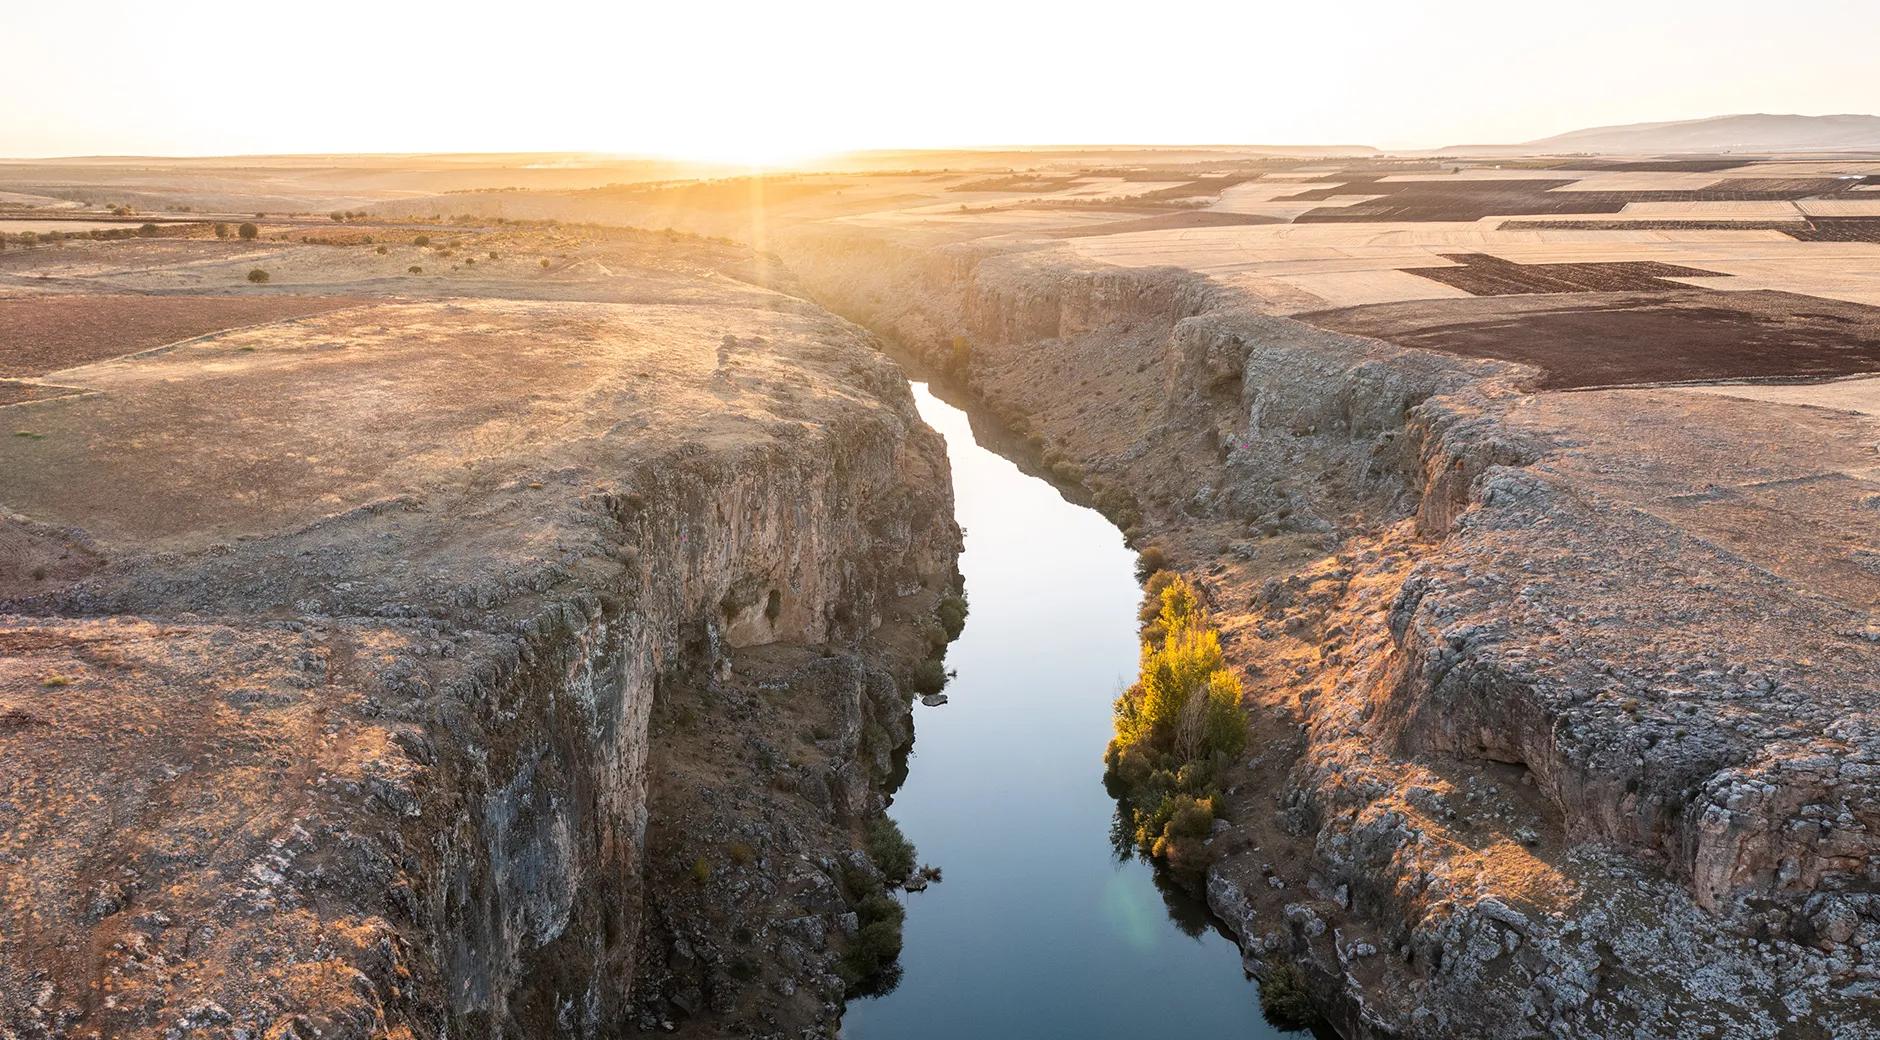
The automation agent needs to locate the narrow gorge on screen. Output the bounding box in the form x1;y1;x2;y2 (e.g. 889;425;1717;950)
779;229;1880;1038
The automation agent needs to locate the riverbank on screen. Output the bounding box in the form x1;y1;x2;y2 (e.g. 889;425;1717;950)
780;232;1880;1039
843;379;1292;1038
0;229;962;1040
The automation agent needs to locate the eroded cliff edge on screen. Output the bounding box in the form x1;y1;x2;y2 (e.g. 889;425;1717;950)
782;230;1880;1038
0;249;961;1040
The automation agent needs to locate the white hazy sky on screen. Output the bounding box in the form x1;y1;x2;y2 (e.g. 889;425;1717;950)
5;0;1878;162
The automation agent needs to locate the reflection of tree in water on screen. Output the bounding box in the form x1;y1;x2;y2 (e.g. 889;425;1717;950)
851;962;904;1001
1107;804;1213;941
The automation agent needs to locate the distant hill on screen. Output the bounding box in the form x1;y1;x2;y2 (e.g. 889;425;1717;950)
1455;113;1880;155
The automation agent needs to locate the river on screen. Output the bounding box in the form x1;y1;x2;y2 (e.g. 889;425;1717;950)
841;381;1302;1039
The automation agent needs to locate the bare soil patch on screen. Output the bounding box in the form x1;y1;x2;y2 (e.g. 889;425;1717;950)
1302;289;1880;389
1404;253;1725;295
0;380;83;406
1282;165;1861;223
0;294;364;376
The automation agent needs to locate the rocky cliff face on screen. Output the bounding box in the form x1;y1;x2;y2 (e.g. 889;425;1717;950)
782;234;1880;1038
0;284;960;1040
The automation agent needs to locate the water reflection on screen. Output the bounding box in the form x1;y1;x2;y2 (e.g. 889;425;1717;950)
840;381;1304;1039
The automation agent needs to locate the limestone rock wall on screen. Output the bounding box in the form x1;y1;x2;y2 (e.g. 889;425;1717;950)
784;236;1880;1038
0;351;959;1040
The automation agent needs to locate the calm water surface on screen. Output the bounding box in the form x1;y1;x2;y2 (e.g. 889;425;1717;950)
842;382;1295;1039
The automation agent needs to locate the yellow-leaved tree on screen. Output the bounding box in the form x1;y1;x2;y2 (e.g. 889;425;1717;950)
1106;573;1247;875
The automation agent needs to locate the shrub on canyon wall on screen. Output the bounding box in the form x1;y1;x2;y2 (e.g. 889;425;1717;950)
1105;574;1246;878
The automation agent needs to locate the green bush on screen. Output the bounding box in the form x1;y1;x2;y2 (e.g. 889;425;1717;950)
864;815;916;883
1258;957;1322;1030
237;222;258;241
839;892;905;993
910;658;947;696
246;268;269;284
936;592;968;640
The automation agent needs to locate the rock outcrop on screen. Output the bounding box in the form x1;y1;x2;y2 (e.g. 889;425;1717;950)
783;232;1880;1038
0;254;960;1040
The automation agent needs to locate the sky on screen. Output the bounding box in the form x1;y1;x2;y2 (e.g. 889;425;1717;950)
4;0;1878;163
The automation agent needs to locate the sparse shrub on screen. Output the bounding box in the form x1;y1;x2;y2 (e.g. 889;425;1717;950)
540;257;550;269
1258;957;1322;1030
948;334;971;373
213;222;230;239
488;250;499;259
839;891;905;993
329;211;345;223
40;674;71;688
412;234;430;247
727;842;756;866
910;658;947;696
375;245;388;255
407;265;423;274
691;857;710;884
246;268;269;284
1134;545;1169;582
1139;569;1179;628
18;231;39;247
237;222;258;241
936;591;968;640
864;815;916;884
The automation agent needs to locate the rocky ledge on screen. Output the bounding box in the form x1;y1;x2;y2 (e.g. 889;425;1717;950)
0;253;960;1040
784;231;1880;1039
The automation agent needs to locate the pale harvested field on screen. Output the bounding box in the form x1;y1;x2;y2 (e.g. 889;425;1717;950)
1797;199;1880;216
1060;218;1880;310
1208;180;1383;218
1548;172;1742;192
1659;256;1880;307
1683;374;1880;418
834;205;1132;236
1378;169;1594;182
1617;201;1805;219
1721;160;1880;177
1257;268;1474;310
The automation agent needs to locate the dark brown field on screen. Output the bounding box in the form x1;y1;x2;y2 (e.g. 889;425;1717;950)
1304;289;1880;389
1405;253;1724;295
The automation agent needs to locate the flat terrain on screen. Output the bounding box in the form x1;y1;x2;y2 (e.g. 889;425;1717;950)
0;294;363;376
0;202;961;1040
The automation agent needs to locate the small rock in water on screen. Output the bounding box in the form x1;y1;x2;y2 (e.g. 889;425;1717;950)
904;876;929;892
921;693;948;707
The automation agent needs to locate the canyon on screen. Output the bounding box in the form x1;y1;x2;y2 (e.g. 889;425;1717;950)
4;150;1880;1038
0;226;960;1039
